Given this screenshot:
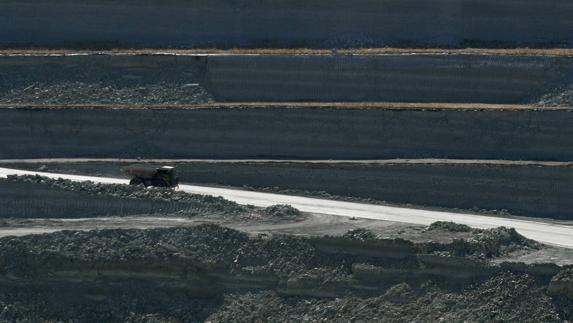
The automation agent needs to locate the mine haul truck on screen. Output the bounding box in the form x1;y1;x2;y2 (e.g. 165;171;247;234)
123;165;179;188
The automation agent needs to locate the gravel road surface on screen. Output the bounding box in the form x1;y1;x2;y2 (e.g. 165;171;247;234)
1;167;572;248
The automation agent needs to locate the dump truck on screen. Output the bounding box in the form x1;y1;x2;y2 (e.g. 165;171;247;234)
123;165;179;188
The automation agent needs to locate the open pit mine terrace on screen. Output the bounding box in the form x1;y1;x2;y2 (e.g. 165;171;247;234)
2;50;573;220
2;0;573;321
2;30;573;323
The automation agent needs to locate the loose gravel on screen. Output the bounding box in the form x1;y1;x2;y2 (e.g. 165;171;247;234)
207;273;562;323
537;83;573;107
0;56;214;105
0;81;214;105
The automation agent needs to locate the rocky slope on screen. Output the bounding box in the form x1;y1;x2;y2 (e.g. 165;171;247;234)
0;223;569;322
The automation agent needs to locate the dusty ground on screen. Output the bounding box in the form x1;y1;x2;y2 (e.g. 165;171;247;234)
1;175;572;322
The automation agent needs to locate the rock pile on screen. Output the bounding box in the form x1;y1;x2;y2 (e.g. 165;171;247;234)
423;224;540;259
536;83;573;107
207;273;562;323
460;227;540;259
549;268;573;298
428;221;472;232
257;204;302;219
0;81;214;105
6;175;309;221
343;228;377;241
341;225;539;260
6;175;252;217
0;224;567;322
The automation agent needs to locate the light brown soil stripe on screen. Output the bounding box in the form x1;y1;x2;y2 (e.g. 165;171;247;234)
2;48;573;57
0;102;566;111
1;158;572;168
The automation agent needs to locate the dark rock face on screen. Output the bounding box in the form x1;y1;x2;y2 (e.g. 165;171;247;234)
2;0;573;49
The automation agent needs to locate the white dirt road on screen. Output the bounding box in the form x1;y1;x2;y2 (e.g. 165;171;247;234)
1;167;572;248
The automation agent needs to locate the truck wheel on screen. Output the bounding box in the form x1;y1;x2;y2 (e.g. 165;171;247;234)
151;178;168;187
129;177;144;186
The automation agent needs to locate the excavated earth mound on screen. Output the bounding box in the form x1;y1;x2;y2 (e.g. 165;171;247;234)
207;273;561;323
9;174;250;214
1;175;306;221
0;224;569;322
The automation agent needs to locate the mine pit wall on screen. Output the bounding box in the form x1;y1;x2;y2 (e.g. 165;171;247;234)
1;0;573;48
142;162;573;220
205;54;573;103
3;107;573;162
2;54;573;104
